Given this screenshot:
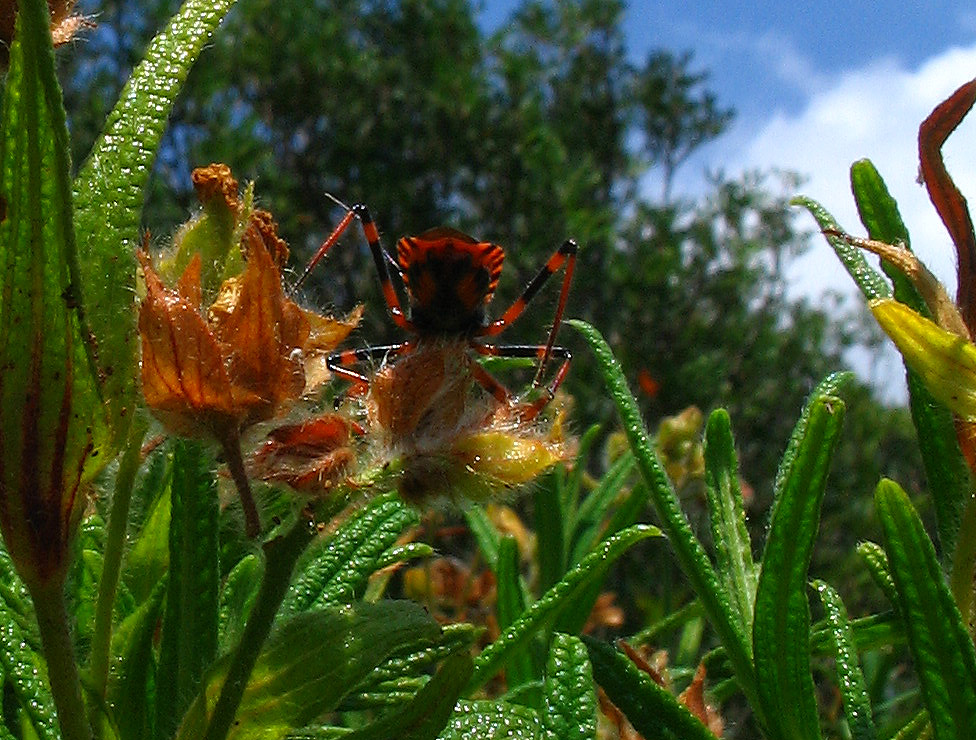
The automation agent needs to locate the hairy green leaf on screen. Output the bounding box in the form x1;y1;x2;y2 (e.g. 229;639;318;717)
467;524;659;693
0;0;108;589
851;159;971;561
813;581;877;740
281;493;419;613
542;633;596;740
178;601;441;739
792;196;891;301
437;700;542;739
567;319;760;717
754;395;845;740
703;409;755;638
71;0;238;445
156;439;220;739
584;637;718;740
340;652;472;740
875;479;976;739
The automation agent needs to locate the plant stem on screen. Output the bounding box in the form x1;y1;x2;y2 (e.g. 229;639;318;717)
30;578;92;740
89;416;147;736
202;514;316;740
219;430;261;538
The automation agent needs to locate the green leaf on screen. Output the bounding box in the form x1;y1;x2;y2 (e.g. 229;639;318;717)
437;700;542;739
342;623;479;710
71;0;238;445
771;372;852;505
122;457;171;606
542;633;596;740
0;600;58;740
875;479;976;739
813;581;877;740
791;196;892;301
218;553;262;656
467;524;660;693
465;505;502;570
754;394;845;740
281;493;419;614
340;652;472;740
853;159;971;561
583;637;718;740
703;409;755;638
496;536;535;691
156;439;220;740
106;581;166;740
566;319;760;717
856;541;898;607
0;0;108;586
568;451;636;567
534;473;567;593
177;601;441;739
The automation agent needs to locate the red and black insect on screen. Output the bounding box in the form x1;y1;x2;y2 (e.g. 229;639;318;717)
292;202;577;425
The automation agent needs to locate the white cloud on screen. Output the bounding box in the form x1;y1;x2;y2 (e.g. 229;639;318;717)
731;45;976;297
718;44;976;401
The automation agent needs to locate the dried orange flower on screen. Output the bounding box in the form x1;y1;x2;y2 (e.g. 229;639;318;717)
137;165;360;533
248;414;356;494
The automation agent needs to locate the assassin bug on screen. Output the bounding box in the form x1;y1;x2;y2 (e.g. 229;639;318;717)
292;201;578;427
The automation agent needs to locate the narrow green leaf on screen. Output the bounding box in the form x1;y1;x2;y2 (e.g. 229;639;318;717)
465;505;502;570
850;159;912;254
106;581;165;740
771;372;852;504
437;700;542;739
497;536;535;691
534;473;567;593
856;541;899;607
583;637;718;740
281;493;419;614
891;710;931;740
569;451;636;567
851;159;971;562
542;633;596;740
467;524;659;693
792;196;892;301
71;0;237;444
122;458;171;605
340;652;472;740
178;602;441;739
703;409;755;638
218;553;262;655
566;320;761;717
813;581;877;740
875;479;976;739
156;439;220;740
754;395;845;740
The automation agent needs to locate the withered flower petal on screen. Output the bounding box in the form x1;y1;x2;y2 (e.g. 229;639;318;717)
249;414;356;494
138;251;242;438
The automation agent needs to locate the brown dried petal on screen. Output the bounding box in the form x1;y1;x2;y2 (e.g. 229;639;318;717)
208;238;308;424
191;163;240;213
249;414;356;493
138;252;243;437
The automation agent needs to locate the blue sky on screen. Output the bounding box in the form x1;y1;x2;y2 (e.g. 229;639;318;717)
481;1;976;400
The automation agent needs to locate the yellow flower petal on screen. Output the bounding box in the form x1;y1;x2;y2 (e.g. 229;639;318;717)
871;298;976;419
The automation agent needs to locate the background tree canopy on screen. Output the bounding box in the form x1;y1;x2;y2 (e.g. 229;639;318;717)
61;0;922;605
